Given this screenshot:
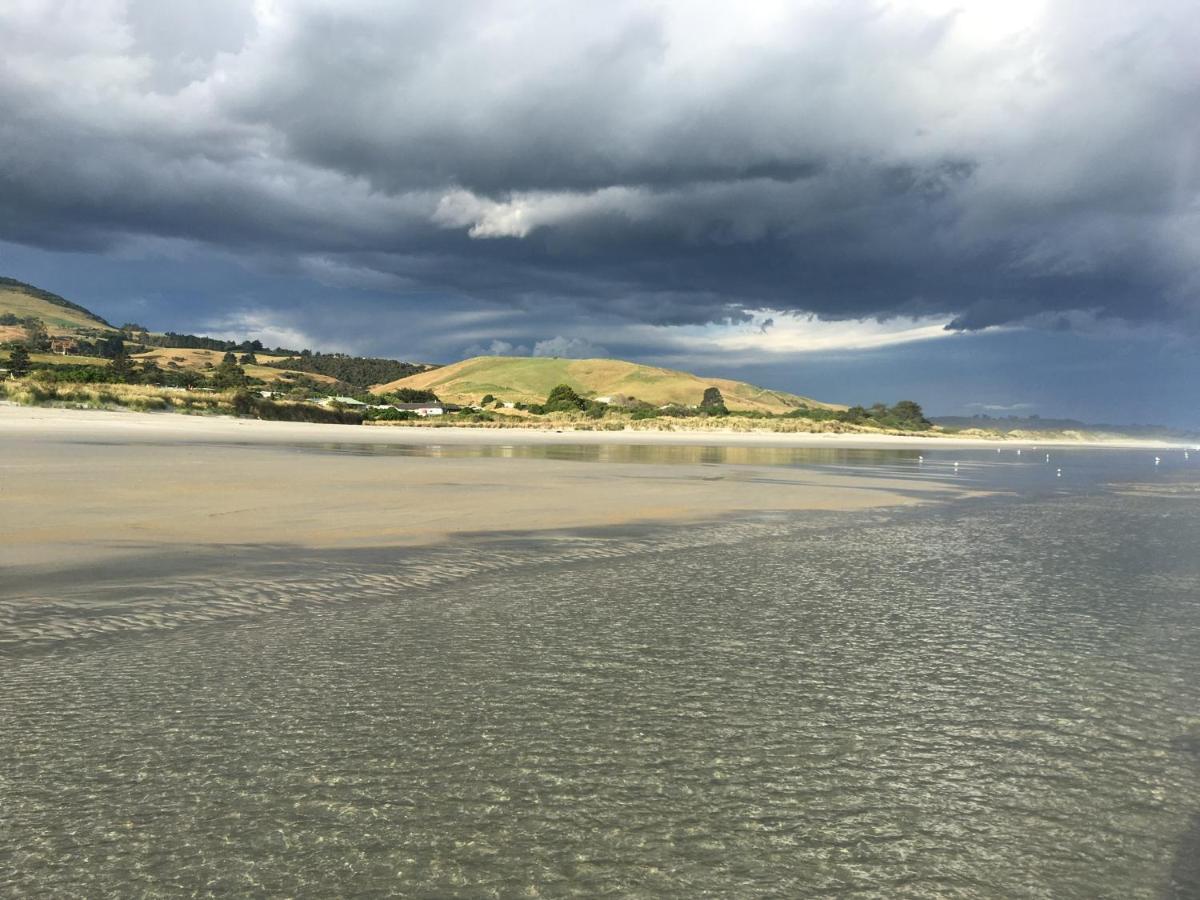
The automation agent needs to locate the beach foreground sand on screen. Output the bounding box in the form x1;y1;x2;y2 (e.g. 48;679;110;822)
0;404;999;576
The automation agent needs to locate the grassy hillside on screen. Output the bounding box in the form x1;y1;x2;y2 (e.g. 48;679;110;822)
130;347;341;386
0;277;833;412
0;278;114;332
0;277;387;389
374;356;841;413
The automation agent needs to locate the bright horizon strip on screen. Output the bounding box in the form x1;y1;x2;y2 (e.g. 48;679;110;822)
634;312;962;359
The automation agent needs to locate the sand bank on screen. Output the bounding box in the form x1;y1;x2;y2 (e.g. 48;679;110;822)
1;404;989;576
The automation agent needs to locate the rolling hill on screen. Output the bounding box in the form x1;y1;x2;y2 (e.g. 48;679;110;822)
373;356;842;413
1;277;835;411
130;347;341;387
0;278;114;335
0;278;399;389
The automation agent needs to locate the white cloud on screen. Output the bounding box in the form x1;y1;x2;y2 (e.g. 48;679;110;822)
627;311;962;364
462;339;530;357
532;336;609;358
432;187;649;239
966;402;1036;412
202;309;322;351
717;312;956;353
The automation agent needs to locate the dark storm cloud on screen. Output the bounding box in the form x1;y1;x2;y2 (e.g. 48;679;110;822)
0;0;1197;333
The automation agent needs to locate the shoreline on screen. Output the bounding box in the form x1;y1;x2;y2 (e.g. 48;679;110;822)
3;402;992;578
3;400;1181;653
1;402;1189;450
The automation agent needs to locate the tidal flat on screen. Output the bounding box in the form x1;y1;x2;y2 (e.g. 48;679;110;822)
2;406;1199;897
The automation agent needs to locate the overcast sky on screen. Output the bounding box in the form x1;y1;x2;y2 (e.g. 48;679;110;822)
2;1;1197;425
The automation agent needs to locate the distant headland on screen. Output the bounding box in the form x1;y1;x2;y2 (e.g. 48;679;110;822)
1;276;1193;443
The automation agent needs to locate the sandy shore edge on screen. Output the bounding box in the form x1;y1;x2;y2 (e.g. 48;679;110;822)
3;401;1000;577
0;402;1190;449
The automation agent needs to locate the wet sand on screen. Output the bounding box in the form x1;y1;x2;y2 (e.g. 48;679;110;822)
1;404;984;575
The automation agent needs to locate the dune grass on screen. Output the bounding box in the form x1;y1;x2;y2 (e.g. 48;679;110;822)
0;376;949;436
0;380;224;413
365;407;903;435
0;379;361;424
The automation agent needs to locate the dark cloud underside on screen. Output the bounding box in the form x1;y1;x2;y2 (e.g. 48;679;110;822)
0;0;1196;335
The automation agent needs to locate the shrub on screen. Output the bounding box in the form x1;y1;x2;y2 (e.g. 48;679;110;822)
364;407;417;421
544;384;585;412
455;410;496;423
701;386;728;414
380;387;439;403
29;364;117;384
231;389;256;416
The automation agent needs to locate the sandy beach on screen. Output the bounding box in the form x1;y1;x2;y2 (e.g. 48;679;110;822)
0;403;1005;576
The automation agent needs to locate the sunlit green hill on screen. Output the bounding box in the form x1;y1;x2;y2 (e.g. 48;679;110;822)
0;278;114;333
373;355;842;413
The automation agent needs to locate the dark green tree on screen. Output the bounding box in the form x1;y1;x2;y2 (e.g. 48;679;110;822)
544;384;585;411
386;388;440;403
170;368;204;389
239;352;258;365
108;352;135;382
212;359;248;389
7;344;31;377
701;386;728;414
24;318;50;351
95;334;126;358
140;359;164;384
889;400;929;426
231;389;256;416
260;352;423;389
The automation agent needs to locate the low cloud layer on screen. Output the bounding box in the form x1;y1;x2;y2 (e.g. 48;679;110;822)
1;0;1197;338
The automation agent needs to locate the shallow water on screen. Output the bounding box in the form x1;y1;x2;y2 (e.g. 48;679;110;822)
2;445;1199;897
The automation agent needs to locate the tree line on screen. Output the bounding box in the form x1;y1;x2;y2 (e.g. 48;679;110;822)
260;352;425;389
